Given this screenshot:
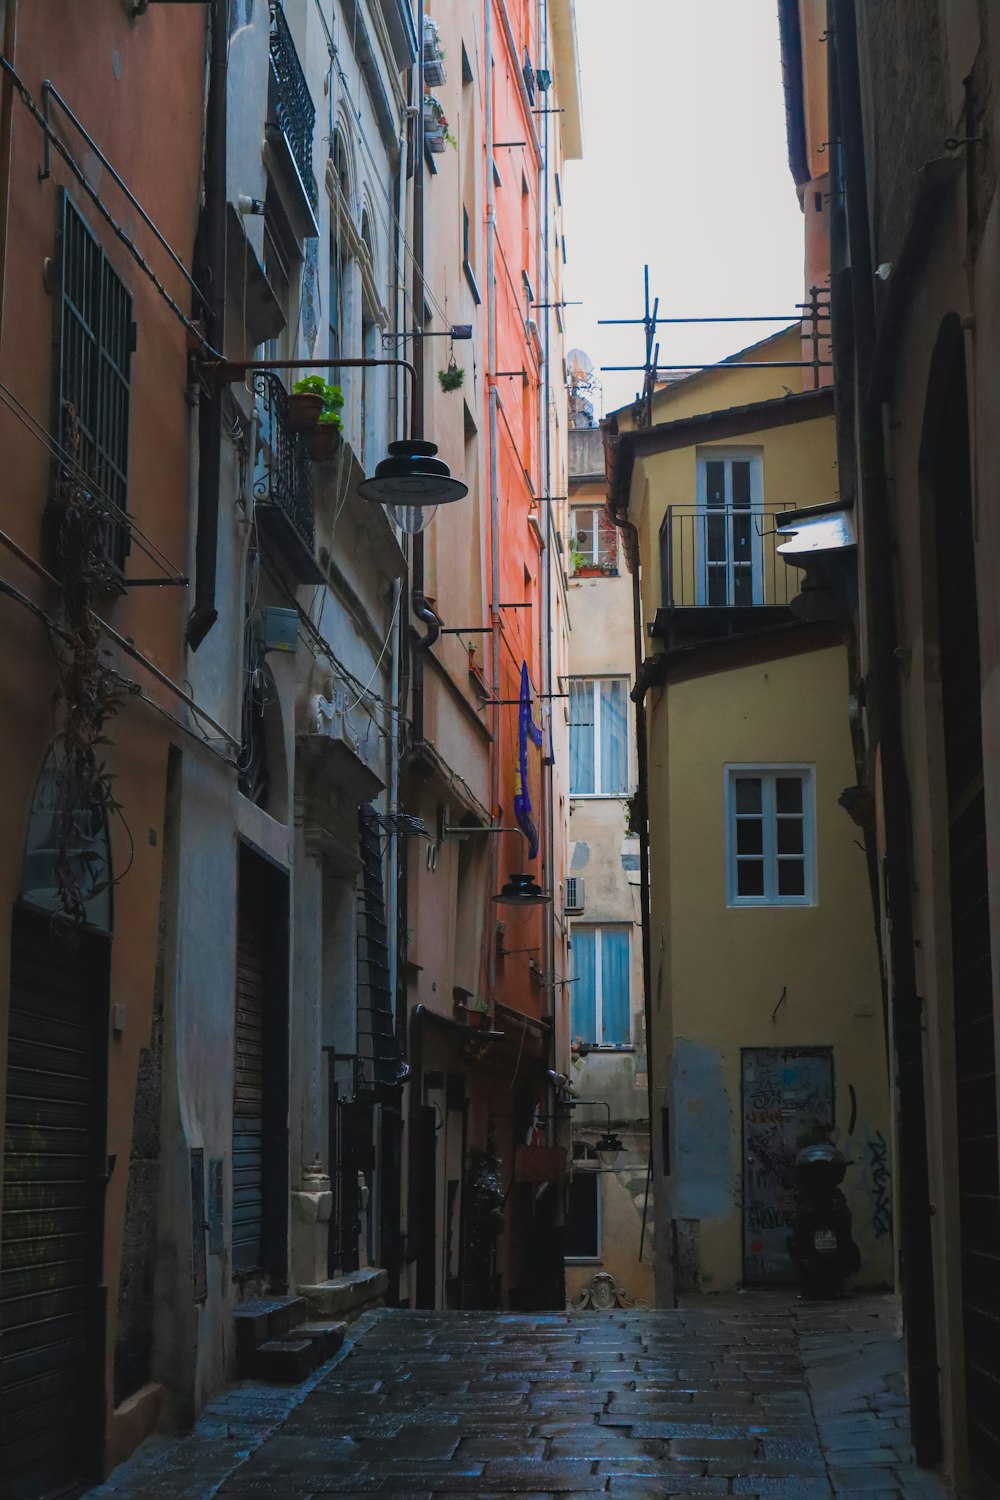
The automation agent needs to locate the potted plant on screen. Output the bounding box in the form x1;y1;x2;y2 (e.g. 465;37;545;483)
423;16;446;86
438;362;464;393
290;376;344;460
423;94;448;152
466;998;491;1030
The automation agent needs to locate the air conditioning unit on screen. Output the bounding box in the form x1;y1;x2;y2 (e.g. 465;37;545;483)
564;876;585;915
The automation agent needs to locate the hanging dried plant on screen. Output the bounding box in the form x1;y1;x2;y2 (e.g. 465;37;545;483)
49;405;124;923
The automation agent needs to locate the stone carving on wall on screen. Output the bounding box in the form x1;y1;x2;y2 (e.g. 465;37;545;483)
568;1270;649;1312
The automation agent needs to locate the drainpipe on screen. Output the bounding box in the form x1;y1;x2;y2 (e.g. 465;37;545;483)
606;489;656;1289
538;0;556;1101
485;0;502;1005
0;0;18;356
409;2;438;745
831;0;941;1465
187;0;227;650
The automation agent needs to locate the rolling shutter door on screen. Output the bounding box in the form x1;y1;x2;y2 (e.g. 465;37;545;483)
232;909;266;1274
0;909;105;1500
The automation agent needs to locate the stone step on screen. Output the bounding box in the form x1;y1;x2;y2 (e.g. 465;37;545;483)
233;1296;308;1367
254;1337;319;1384
298;1267;388;1323
294;1319;347;1361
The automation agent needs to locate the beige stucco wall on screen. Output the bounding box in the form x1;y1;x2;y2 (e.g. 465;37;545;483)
565;453;650;1302
630;412;839;625
648;643;892;1291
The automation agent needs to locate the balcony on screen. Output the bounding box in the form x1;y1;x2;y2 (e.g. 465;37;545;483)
654;505;799;644
267;2;318;221
251;371;323;584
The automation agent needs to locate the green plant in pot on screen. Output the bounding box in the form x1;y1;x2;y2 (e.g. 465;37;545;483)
438;362;465;393
289;376;344;460
467;997;491;1029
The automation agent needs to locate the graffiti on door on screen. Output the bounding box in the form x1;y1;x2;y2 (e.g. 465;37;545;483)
742;1048;834;1282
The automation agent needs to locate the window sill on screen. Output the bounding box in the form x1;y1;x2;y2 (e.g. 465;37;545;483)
565;1256;603;1265
574;1045;635;1056
727;898;816;909
570;793;630;802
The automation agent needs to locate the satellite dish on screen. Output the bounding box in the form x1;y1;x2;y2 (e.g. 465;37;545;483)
566;348;594;383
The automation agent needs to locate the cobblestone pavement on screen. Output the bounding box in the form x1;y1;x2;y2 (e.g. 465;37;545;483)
89;1295;955;1499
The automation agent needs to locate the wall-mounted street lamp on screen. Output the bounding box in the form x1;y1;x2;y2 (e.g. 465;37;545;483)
217;356;468;532
493;872;550;906
566;1100;624;1169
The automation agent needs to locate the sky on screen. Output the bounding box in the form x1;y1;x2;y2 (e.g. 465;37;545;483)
561;0;807;417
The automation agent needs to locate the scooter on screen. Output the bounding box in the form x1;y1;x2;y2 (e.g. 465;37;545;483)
787;1143;861;1297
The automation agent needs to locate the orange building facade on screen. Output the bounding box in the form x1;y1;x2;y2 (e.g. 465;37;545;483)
0;3;207;1491
400;0;580;1310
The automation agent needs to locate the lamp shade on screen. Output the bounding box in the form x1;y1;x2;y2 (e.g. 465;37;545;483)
595;1130;624;1169
357;439;468;506
493;871;551;906
387;501;438;534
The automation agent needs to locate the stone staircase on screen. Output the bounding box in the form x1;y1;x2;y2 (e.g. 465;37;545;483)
233;1295;346;1383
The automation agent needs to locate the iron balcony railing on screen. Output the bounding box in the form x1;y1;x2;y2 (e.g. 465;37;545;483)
268;2;318;212
659;505;798;610
251;370;315;552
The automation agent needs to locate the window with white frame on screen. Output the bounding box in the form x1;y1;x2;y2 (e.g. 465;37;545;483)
571;505;618;573
696;448;764;606
571;925;631;1046
569;679;628;795
726;766;815;905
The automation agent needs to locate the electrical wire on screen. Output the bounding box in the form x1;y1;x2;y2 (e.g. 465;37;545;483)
346;582;402;711
0;379;187;582
0;58;217;356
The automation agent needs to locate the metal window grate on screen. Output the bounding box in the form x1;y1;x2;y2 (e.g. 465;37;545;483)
58;192;132;570
268;2;318;212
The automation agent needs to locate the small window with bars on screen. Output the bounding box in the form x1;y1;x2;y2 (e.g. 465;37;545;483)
725;766;815;906
56;191;133;571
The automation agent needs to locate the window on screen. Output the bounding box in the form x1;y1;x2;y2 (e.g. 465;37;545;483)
696;448;763;606
572;925;630;1046
565;1161;599;1260
261;182;300;362
57;191;133;569
726;766;815;906
571;505;617;573
462;206;480;303
569;679;628;795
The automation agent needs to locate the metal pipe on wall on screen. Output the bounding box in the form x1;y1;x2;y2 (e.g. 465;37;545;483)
187;0;227;650
485;0;503;1008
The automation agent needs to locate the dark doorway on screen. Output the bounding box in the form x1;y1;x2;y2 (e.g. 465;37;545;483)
232;845;289;1287
925;317;1000;1486
742;1047;834;1283
0;907;109;1499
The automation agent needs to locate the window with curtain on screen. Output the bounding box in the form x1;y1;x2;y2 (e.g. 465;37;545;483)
569;679;629;795
571;925;631;1046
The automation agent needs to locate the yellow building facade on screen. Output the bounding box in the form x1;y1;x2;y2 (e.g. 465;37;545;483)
607;342;893;1298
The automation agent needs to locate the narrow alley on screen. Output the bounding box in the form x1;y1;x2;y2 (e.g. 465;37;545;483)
89;1298;952;1499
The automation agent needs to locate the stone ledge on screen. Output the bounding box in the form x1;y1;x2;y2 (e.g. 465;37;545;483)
298;1267;388;1323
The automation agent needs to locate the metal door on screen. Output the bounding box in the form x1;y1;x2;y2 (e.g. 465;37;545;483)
0;907;108;1499
742;1047;834;1283
232;904;266;1274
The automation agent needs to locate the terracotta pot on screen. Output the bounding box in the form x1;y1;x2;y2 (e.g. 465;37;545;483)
286;391;324;431
467;1009;491;1030
304;425;342;462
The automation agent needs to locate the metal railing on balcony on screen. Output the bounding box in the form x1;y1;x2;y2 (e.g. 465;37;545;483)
268;2;318;212
251;370;315;553
659;505;798;610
